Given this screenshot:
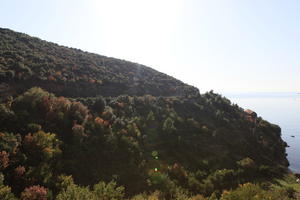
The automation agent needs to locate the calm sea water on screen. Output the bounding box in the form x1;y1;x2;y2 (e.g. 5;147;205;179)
224;92;300;173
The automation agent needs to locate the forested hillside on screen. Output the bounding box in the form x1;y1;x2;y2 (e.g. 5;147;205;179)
0;28;198;98
0;28;294;200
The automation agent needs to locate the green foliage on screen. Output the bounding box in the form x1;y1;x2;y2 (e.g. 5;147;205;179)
12;87;51;112
220;183;294;200
23;131;61;161
237;157;255;168
22;131;61;186
0;186;17;200
56;175;94;200
93;180;125;200
56;176;124;200
162;117;176;133
131;191;163;200
0;104;16;132
0;132;21;155
0;87;291;199
147;111;155;121
27;123;42;133
202;169;236;195
0;27;292;199
0;174;17;200
0;28;199;98
91;96;106;113
147;171;178;197
56;183;93;200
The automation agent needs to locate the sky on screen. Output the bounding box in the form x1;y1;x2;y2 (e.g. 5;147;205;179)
1;0;300;93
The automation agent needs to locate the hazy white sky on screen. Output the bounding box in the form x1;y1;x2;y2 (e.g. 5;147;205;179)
1;0;300;93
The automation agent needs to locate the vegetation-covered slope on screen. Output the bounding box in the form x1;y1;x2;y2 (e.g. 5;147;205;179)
0;28;292;199
0;28;198;98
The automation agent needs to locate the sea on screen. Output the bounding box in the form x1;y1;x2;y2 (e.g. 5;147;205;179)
223;92;300;173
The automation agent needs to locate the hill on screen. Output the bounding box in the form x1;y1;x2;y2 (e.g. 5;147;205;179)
0;28;198;98
0;28;292;199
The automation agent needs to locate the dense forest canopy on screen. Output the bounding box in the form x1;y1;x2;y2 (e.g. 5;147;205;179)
0;28;295;200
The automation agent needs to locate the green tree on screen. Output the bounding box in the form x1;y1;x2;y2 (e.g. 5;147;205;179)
93;180;125;200
23;131;61;185
162;117;176;133
55;175;94;200
0;173;17;200
220;183;293;200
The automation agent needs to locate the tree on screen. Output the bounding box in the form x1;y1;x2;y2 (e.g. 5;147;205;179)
23;131;61;185
91;96;106;113
23;131;61;162
0;173;17;200
0;151;9;170
162;117;176;133
220;183;293;200
21;185;48;200
56;175;94;200
93;180;125;200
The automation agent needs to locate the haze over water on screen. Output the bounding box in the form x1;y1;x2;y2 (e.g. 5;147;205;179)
225;92;300;173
